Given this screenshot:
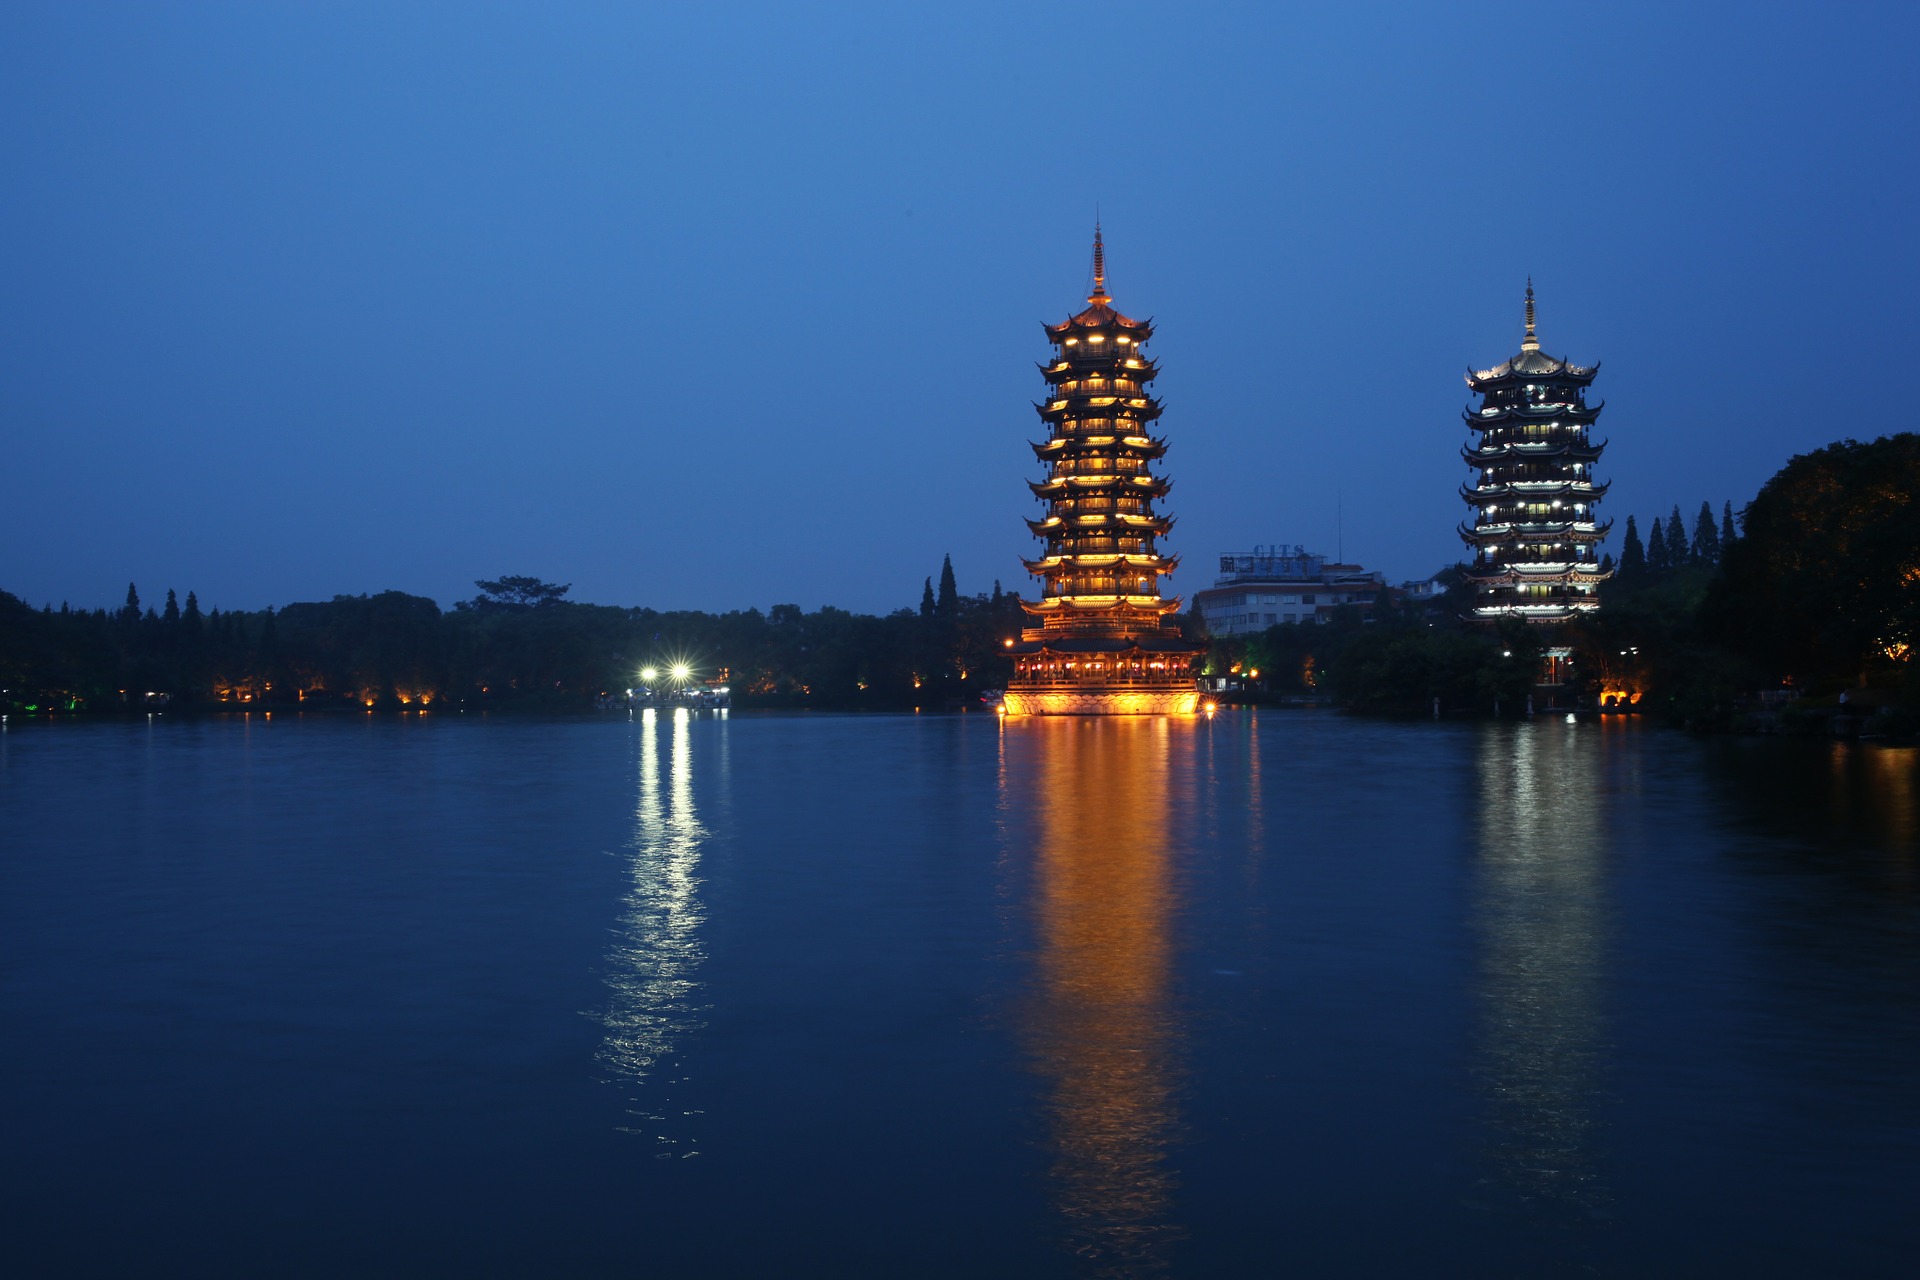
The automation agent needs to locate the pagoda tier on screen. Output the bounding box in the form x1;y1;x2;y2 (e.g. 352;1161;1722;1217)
1027;475;1173;499
1457;282;1613;622
1003;227;1202;716
1032;435;1169;461
1462;446;1606;469
1459;520;1614;546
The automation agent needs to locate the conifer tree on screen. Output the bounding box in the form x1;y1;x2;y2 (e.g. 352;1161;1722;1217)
1665;506;1687;567
183;591;203;629
122;583;141;625
1645;514;1670;574
936;554;958;620
919;578;936;618
1721;500;1738;548
1691;501;1721;565
163;589;180;626
1619;515;1646;579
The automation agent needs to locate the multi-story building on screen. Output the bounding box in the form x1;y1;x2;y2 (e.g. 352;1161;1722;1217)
1192;546;1388;636
1003;228;1202;715
1458;283;1612;621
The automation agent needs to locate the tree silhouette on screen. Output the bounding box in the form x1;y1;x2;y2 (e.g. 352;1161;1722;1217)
936;554;958;620
1619;515;1646;580
1665;506;1688;567
1708;434;1920;678
472;576;571;608
1691;501;1721;565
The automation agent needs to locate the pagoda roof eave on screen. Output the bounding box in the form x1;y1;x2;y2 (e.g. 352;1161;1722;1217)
1043;302;1152;336
1463;568;1614;587
1046;360;1159;385
1023;552;1175;572
1466;355;1600;388
1461;443;1606;465
1020;596;1183;616
1008;633;1200;655
1460;520;1609;541
1461;480;1611;501
1463;404;1604;427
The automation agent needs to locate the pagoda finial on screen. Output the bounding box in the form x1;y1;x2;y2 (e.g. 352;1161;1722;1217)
1521;277;1539;350
1088;222;1108;304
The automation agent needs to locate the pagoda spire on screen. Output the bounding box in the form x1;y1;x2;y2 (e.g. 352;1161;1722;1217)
1088;223;1108;304
1521;277;1539;351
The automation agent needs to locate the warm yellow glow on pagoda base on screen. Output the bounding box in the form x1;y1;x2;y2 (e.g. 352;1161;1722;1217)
1003;689;1200;717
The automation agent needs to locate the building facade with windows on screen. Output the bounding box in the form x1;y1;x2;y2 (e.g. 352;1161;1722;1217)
1192;546;1388;636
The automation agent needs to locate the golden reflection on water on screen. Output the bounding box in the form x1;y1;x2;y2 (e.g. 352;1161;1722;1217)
1471;721;1610;1213
1868;746;1917;853
600;707;713;1154
1008;716;1184;1275
1830;742;1919;857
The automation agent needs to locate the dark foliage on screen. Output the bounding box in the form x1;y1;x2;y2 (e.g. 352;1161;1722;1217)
1619;515;1646;581
1705;434;1920;681
1;564;1030;715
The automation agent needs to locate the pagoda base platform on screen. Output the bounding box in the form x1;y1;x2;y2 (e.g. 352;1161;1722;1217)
1002;684;1200;716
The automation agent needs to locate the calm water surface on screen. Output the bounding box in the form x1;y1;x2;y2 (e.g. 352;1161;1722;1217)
2;711;1916;1277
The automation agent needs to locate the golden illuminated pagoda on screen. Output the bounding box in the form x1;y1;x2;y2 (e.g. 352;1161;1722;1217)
1003;228;1202;716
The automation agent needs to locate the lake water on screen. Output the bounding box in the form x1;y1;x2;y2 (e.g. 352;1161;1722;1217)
2;710;1916;1277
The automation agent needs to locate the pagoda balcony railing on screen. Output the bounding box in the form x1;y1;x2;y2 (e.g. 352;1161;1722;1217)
1055;381;1141;396
1468;480;1606;493
1049;462;1145;475
1012;666;1196;685
1057;499;1148;515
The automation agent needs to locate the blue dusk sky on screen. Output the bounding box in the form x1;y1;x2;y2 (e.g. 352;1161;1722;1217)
4;2;1916;616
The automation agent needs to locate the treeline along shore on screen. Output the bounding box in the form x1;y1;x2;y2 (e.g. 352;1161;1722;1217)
4;437;1916;733
0;563;1029;716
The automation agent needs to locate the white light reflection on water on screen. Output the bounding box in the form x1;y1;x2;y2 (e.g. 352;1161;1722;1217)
599;706;712;1156
1470;720;1612;1218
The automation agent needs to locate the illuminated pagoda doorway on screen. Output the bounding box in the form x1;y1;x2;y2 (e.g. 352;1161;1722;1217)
1003;228;1202;716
